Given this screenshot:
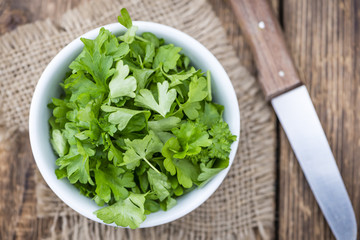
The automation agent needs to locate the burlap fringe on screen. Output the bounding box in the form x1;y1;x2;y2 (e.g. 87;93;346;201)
1;0;275;239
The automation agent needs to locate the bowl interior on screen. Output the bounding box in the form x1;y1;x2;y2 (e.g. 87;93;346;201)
29;21;240;228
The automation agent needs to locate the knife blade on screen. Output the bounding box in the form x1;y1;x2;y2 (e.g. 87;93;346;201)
272;86;357;240
229;0;357;239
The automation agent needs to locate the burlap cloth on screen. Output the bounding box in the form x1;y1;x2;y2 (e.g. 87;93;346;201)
0;0;275;239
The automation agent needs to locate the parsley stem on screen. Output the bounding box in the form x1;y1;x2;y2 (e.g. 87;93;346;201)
134;35;149;42
143;157;160;174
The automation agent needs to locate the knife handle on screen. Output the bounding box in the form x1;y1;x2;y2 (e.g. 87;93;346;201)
229;0;302;100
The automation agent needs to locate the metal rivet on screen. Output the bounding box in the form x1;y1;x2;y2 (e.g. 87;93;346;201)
278;71;285;77
258;21;265;29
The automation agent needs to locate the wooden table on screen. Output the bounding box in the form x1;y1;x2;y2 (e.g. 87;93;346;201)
1;0;359;239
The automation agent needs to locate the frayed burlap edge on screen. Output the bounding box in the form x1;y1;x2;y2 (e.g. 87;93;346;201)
0;0;275;239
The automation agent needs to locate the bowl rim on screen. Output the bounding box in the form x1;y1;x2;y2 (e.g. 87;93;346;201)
29;21;240;228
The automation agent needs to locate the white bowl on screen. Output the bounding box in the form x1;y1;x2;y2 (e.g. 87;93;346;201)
29;21;240;228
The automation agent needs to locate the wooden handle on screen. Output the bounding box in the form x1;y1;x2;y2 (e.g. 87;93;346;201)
229;0;302;100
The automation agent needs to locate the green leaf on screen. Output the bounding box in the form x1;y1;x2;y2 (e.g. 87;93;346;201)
144;43;155;65
64;72;106;102
51;98;71;128
162;137;181;175
160;197;177;211
104;37;130;59
153;44;182;72
148;117;180;143
187;76;208;102
198;158;229;187
95;192;146;229
173;185;183;196
62;122;79;145
148;117;181;132
51;129;69;157
147;168;171;201
144;199;160;213
118;8;133;28
181;76;208;119
123;113;148;133
197;102;223;129
70;29;115;85
55;168;67;179
163;67;197;87
172;158;200;188
106;136;124;166
208;122;236;160
122;131;163;171
94;165;135;203
172;121;212;158
101;105;150;131
206;70;212;101
182;102;201;120
142;32;160;48
119;26;138;44
109;60;137;98
132;68;155;89
135;81;176;117
56;145;94;185
162;137;200;188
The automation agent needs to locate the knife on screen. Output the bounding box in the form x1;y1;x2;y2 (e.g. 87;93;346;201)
229;0;357;239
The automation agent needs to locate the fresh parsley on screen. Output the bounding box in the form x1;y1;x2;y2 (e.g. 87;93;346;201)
49;8;236;229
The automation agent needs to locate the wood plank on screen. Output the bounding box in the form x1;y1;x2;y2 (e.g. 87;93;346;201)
0;130;36;240
0;0;85;34
278;0;360;239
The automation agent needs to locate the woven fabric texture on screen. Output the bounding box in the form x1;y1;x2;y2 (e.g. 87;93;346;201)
0;0;275;239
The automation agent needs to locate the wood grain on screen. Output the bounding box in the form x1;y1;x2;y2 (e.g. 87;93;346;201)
0;129;37;239
0;0;85;34
278;0;360;239
229;0;302;100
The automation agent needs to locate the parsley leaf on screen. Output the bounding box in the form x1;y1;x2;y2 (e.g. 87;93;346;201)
147;169;171;201
162;137;200;188
198;158;229;187
70;28;115;85
209;122;237;160
55;144;94;185
122;131;163;172
108;60;137;98
162;67;197;87
135;81;176;117
118;8;132;29
132;68;155;89
94;164;135;203
101;105;150;131
180;76;209;119
172;121;212;158
95;192;146;229
148;116;181;132
50;129;69;157
153;44;182;72
64;72;106;102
